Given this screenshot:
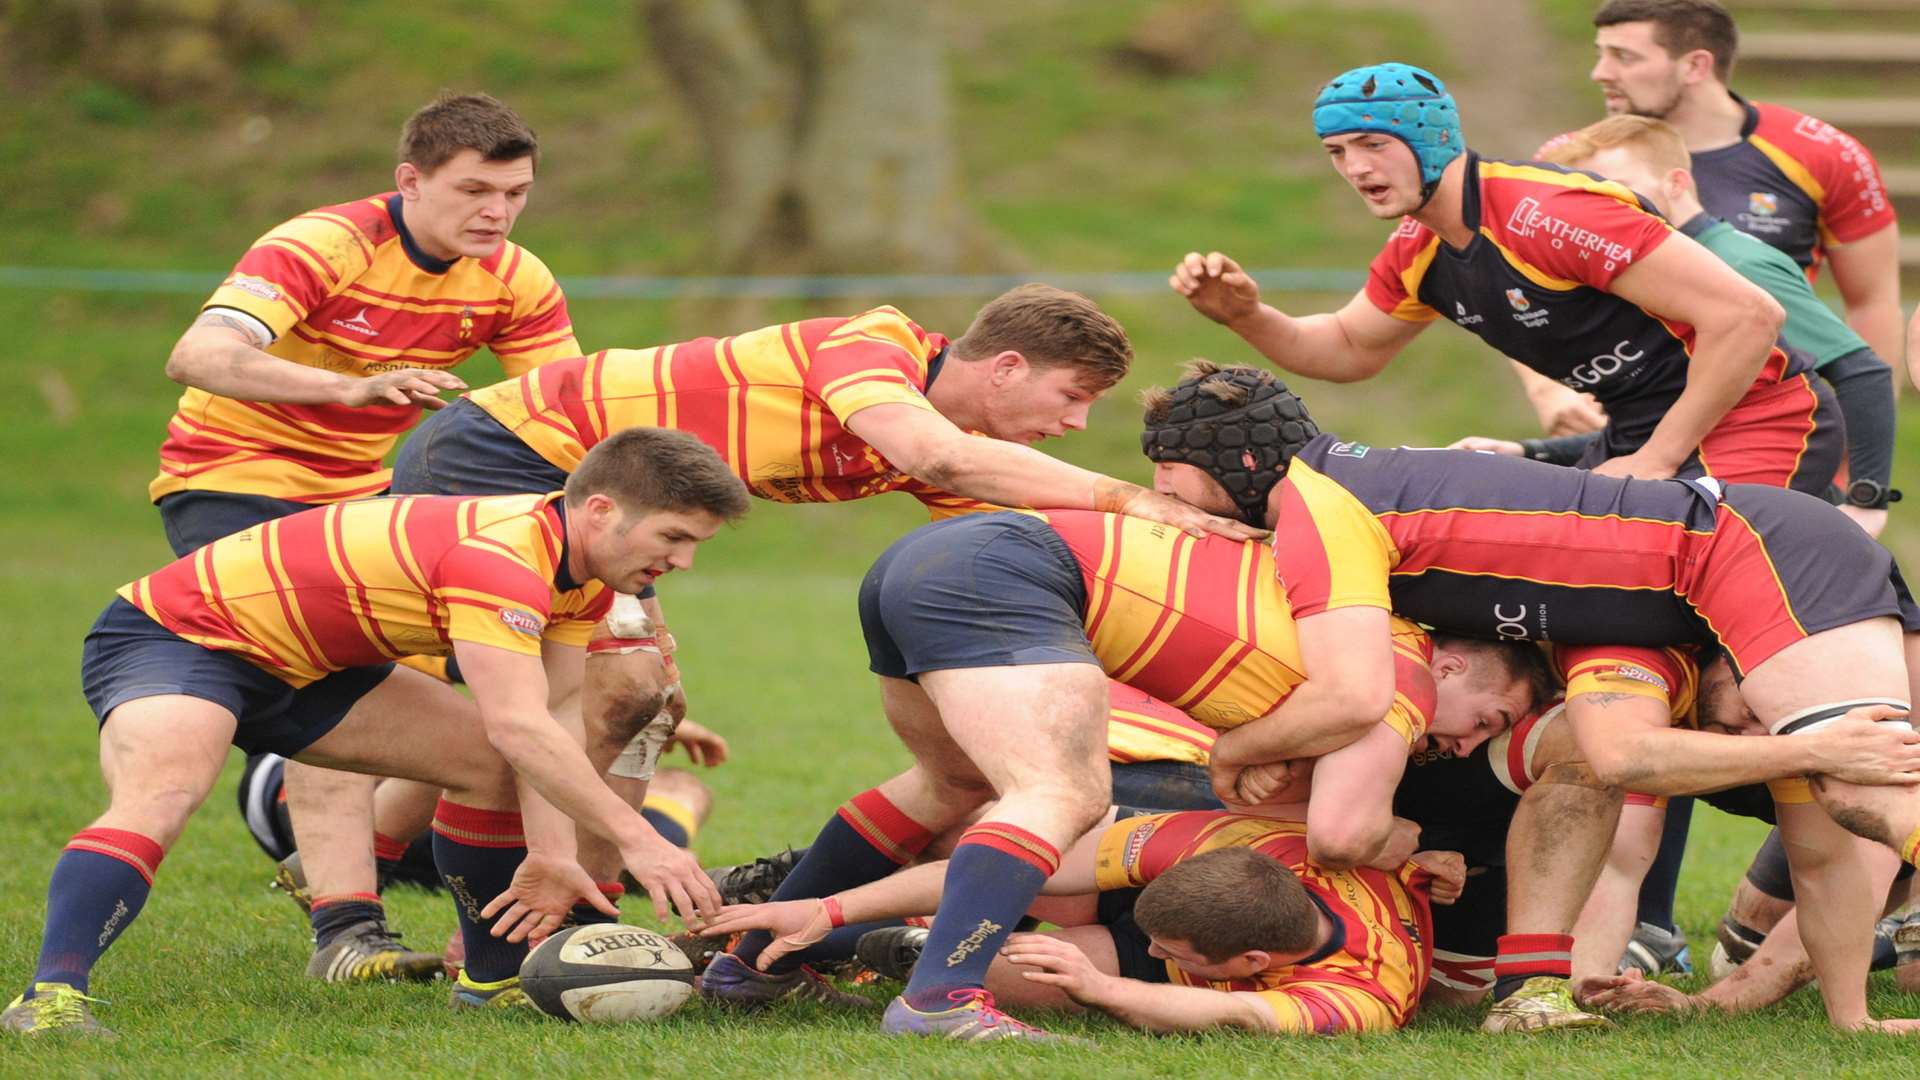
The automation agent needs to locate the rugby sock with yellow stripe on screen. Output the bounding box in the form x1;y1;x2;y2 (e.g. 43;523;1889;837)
1492;932;1573;1002
902;822;1060;1011
30;827;165;995
733;788;934;969
641;793;699;848
431;798;528;983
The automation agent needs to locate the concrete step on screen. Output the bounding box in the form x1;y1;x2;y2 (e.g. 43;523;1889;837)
1740;31;1920;64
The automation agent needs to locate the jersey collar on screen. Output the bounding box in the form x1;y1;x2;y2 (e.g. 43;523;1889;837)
923;344;949;392
386;193;458;275
548;499;585;592
1677;212;1721;241
1730;91;1761;141
1442;150;1485;253
1294;887;1348;967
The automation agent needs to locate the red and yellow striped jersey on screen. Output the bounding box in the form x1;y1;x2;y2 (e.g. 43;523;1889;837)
468;306;987;516
1095;811;1433;1034
1106;680;1217;767
1046;510;1436;745
118;492;611;687
153;193;579;505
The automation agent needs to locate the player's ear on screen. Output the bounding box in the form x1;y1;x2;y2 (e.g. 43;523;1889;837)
988;350;1027;384
1430;650;1467;679
395;161;423;199
1239;949;1272;974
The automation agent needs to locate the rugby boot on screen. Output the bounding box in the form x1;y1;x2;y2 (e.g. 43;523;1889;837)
270;851;313;914
881;989;1079;1044
1619;921;1691;976
449;970;537;1012
1481;976;1615;1033
2;983;114;1038
306;918;444;983
1877;909;1920;968
704;847;808;906
854;925;929;982
699;951;875;1010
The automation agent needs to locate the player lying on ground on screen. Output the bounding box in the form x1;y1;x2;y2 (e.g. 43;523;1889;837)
1458;113;1900;538
286;286;1267;961
698;808;1458;1036
1;429;749;1037
1172;62;1843;492
698;491;1544;1039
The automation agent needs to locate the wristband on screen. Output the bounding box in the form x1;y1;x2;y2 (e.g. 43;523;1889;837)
821;896;846;928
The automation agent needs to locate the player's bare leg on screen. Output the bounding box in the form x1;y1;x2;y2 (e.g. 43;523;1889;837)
882;662;1110;1041
1484;743;1620;1034
983;924;1121;1014
574;636;676;909
280;761;378;907
6;695;237;1036
1773;801;1903;1030
1572;801;1664;986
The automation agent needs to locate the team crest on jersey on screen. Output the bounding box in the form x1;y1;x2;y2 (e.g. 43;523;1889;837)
458;305;475;343
1505;288;1531;312
1748;192;1779;217
1327;440;1370;458
499;609;545;637
227;274;281;302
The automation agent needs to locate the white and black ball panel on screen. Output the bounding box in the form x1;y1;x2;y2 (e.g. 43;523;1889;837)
520;925;695;1023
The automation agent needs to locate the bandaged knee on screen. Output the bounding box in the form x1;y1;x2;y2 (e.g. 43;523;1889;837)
607;686;681;781
590;593;661;656
1770;698;1912;737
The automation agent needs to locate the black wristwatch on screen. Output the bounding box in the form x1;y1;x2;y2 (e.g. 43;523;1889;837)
1844;478;1902;510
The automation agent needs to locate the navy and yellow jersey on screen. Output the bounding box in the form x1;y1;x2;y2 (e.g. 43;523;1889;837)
155;193;578;504
1364;152;1804;454
1095;812;1433;1034
1691;97;1895;279
1267;433;1917;676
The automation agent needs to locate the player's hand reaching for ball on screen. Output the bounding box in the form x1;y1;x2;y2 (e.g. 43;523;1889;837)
693;899;837;971
620;827;723;925
1171;251;1263;329
339;368;466;410
482;851;617;945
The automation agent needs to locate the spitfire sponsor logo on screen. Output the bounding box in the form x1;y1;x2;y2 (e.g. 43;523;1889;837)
1748;192;1778;217
331;307;380;337
1505;196;1637;272
1561;339;1647;388
1120;820;1156;873
227;274;282;302
1452;301;1483;327
945;919;1005;967
98;899;130;947
1610;664;1670;693
499;608;545;636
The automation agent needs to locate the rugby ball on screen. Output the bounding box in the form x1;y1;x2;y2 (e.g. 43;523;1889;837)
520;925;695;1022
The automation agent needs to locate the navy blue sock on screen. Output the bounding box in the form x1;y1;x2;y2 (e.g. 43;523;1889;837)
568;883;624;927
29;828;165;996
431;799;528;983
309;894;384;946
902;823;1059;1011
735;789;931;968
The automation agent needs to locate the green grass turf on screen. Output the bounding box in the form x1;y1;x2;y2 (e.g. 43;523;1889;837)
7;1;1920;1073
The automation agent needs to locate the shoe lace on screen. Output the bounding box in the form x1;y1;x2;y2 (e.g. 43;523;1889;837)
346;920;411;952
36;987;105;1025
945;989;1038;1034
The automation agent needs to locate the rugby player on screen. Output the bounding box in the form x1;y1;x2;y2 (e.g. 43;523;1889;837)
1171;63;1843;494
1466;114;1900;538
699;484;1545;1040
151;92;582;981
1;430;749;1036
698;808;1455;1037
1588;1;1901;369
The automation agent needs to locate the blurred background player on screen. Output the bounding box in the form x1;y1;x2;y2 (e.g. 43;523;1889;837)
148;91;581;983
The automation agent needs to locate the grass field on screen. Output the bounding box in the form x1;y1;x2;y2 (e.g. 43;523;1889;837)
6;1;1920;1076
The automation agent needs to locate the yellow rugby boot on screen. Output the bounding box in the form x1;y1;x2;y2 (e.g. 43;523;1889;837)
2;983;114;1038
1481;976;1615;1033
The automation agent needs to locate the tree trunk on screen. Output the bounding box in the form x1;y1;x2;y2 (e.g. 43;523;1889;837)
642;0;998;274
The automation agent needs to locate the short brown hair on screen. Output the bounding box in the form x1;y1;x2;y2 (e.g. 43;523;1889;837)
1433;635;1561;712
399;92;539;173
1537;114;1691;174
951;283;1132;390
1138;357;1274;419
566;428;751;522
1595;0;1738;83
1133;847;1320;961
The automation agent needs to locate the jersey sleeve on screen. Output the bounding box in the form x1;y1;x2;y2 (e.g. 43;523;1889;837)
1248;978;1403;1035
543;583;616;648
487;246;581;377
1268;466;1395;618
1362;223;1444;322
1554;643;1694;716
1512;187;1673;290
202;212;374;340
1093;813;1201;891
805;307;942;423
1383;623;1437;747
1762;107;1898;245
430;524;566;657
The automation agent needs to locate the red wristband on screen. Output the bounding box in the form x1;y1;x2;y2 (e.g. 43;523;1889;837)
821;896;846;928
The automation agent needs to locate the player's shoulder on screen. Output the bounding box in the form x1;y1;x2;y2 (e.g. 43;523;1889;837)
476;239;561;295
1749;99;1856;157
1478;156;1658;220
824;305;929;344
254;193;395;261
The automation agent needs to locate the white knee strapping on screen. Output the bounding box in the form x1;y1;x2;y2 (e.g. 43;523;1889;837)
607;684;683;781
1770;698;1912;737
605;592;655;639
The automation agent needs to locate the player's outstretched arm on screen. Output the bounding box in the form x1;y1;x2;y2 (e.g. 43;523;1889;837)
1209;608;1394;804
844;403;1265;540
455;640;720;924
1592;236;1782;480
166;311;466;407
1170;252;1425;383
1002;932;1279;1034
1573;698;1920;794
